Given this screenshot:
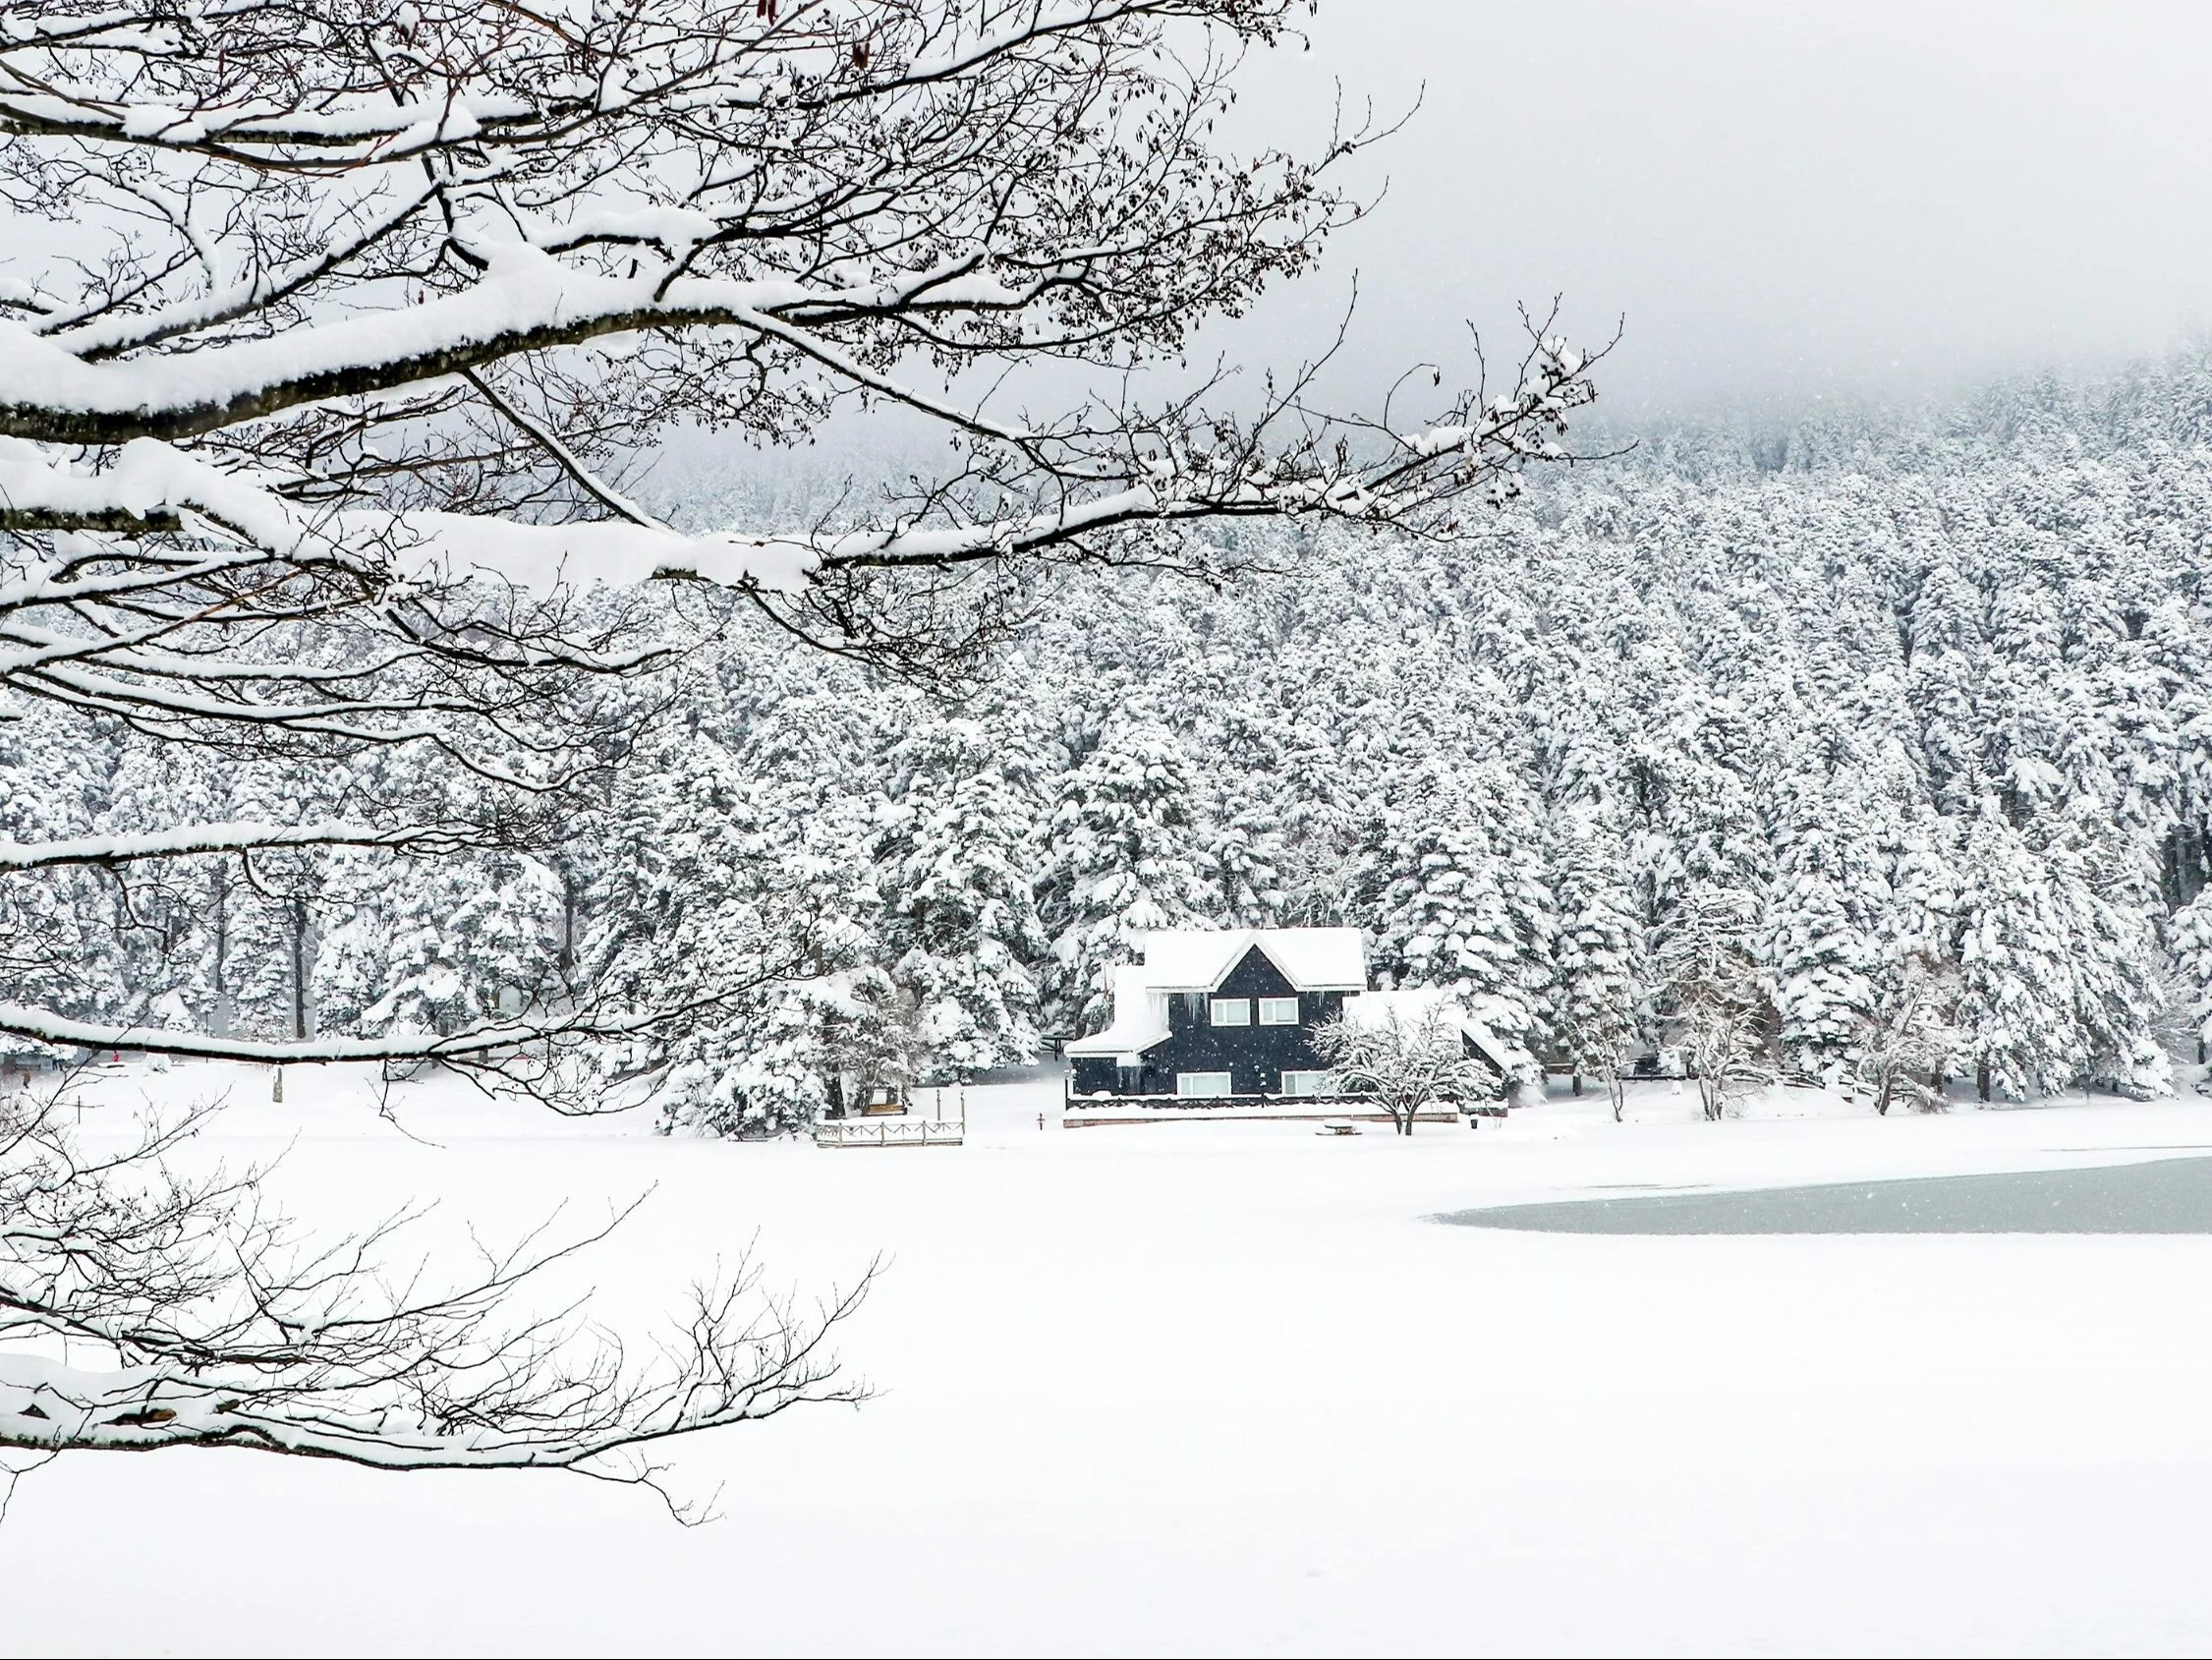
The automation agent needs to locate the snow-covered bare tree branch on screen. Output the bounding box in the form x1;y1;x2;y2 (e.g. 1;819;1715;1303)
0;1081;869;1515
1311;1002;1499;1136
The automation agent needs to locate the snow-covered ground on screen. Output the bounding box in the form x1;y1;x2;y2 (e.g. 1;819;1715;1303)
14;1062;2212;1657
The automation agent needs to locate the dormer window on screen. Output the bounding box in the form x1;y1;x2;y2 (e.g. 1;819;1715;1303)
1258;997;1300;1025
1209;997;1251;1025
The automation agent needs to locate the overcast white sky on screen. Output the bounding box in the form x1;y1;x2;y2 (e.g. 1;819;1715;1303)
1212;0;2212;422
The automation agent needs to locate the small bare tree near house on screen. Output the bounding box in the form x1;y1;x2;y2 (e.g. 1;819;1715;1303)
1563;996;1638;1125
1852;953;1962;1116
0;1081;870;1519
1311;1003;1500;1136
1656;885;1773;1122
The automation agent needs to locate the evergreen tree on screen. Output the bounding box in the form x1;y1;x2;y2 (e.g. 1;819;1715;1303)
876;715;1049;1077
2167;886;2212;1064
1953;801;2079;1099
1363;753;1548;1054
2044;805;2169;1098
1035;722;1218;1035
0;701;126;1036
1761;776;1884;1078
1202;792;1287;928
1549;808;1645;1118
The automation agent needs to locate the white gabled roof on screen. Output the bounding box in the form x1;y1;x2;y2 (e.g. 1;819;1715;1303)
1138;927;1367;995
1342;987;1536;1079
1064;928;1370;1060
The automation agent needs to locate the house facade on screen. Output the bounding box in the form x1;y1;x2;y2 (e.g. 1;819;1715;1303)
1065;928;1527;1103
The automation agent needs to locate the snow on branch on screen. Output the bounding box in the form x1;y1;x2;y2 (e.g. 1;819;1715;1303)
0;821;469;874
0;1002;643;1070
0;1090;870;1508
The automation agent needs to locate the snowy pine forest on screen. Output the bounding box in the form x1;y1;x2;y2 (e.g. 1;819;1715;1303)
16;353;2212;1129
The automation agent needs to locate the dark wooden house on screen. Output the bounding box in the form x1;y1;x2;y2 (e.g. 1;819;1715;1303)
1065;928;1370;1101
1066;930;1533;1107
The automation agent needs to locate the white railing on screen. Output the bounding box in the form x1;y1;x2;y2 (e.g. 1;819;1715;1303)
813;1117;965;1148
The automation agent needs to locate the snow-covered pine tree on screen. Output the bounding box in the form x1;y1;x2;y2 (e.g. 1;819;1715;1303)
0;700;128;1042
1905;556;1991;814
1761;773;1885;1080
2168;886;2212;1067
876;714;1049;1079
1363;751;1549;1056
1199;697;1292;928
319;850;560;1040
2044;804;2170;1098
1952;799;2079;1100
1035;721;1219;1036
1548;807;1645;1118
1202;792;1287;929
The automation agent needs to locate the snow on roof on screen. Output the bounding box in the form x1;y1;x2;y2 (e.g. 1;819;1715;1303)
1063;964;1173;1059
1342;987;1537;1079
1137;927;1367;994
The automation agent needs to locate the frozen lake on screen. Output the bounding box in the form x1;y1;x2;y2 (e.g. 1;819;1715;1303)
1442;1152;2212;1233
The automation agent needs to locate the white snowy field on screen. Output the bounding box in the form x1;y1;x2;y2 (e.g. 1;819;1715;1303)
14;1064;2212;1658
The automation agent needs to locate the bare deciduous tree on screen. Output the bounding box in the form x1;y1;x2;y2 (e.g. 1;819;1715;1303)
0;1076;870;1517
0;0;1603;1082
1562;994;1638;1124
1311;1002;1500;1136
1655;885;1773;1122
1853;953;1960;1116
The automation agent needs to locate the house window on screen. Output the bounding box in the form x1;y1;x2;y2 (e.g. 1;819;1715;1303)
1258;997;1300;1026
1279;1069;1335;1097
1177;1071;1234;1098
1209;998;1251;1026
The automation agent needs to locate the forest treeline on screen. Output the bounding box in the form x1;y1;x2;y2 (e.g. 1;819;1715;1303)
15;352;2212;1129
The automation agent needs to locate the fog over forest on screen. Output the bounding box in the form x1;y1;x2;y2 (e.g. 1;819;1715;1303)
1219;1;2212;419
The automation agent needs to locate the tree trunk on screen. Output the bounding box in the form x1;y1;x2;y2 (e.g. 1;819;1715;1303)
1874;1072;1892;1116
558;864;583;980
1571;1072;1583;1097
210;869;231;1038
1976;1060;1991;1103
287;895;312;1042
